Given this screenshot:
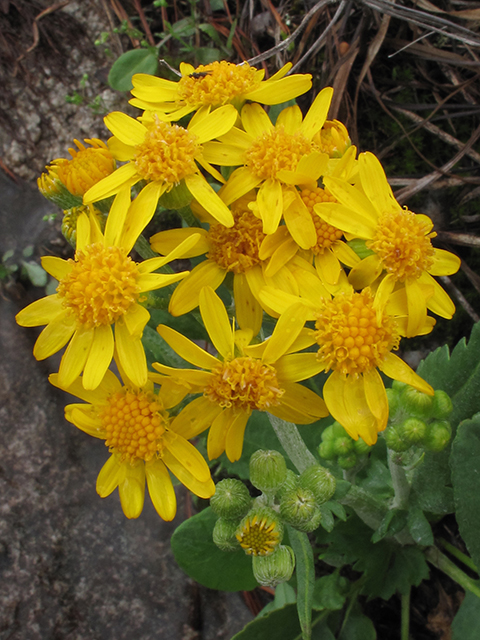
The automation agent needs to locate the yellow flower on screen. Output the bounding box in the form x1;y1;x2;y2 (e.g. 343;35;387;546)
40;138;116;198
83;106;239;227
152;287;328;462
16;191;200;390
61;204;104;247
202;87;334;234
313;119;351;157
260;284;434;445
49;370;214;520
150;195;308;335
316;152;461;337
130;60;312;120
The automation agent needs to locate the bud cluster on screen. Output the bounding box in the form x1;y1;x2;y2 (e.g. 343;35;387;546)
383;382;453;453
318;421;371;469
210;449;338;588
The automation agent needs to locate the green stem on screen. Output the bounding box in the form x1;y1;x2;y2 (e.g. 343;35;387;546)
425;547;480;599
134;234;158;260
437;538;479;574
178;205;202;228
267;414;316;473
388;449;411;510
401;587;411;640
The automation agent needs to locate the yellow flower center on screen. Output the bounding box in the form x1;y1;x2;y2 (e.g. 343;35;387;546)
134;120;199;185
301;187;343;254
315;120;351;157
245;125;314;180
313;289;400;375
367;209;436;281
55;139;115;196
177;61;258;107
57;243;140;328
236;513;281;556
61;205;104;246
205;357;284;411
99;389;168;463
207;210;265;273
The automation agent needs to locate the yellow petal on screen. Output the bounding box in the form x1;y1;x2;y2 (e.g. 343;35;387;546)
163;431;211;482
41;256;72;280
50;369;121;404
419;272;456;319
107;135;135;162
150;227;209;258
157;323;219;369
262;303;309;364
258;178;283;234
83;324;115;390
314;201;376;238
118;181;167;253
276;105;303;133
145;459;177;521
207;408;232;459
33;312;76;360
162;449;215;499
202;141;246;166
233;272;263;335
15;294;63;327
275;353;325;382
138;271;188;293
379;352;434;395
58;326;95;388
241;103;273;138
264;238;299;278
115;318;148;387
169;260;226;316
315;250;342;286
405;278;428;338
331;240;361;268
96;454;122;497
152;362;214;387
358;152;399;217
300;87;334;139
363;368;389;430
170;396;223;440
140;233;203;273
103;188;131;247
76;212;91;251
258;286;304;318
219;167;262;206
322;177;379;226
119;460;146;519
284;194;317;249
245;74;312;105
189;104;238;142
429;248;461;276
123;303;150;337
83;162;140;204
69;406;105;438
280;381;328;418
348;254;383;290
373;273;396;319
224;410;250;462
199;286;234;359
184;173;234;227
104;111;147;146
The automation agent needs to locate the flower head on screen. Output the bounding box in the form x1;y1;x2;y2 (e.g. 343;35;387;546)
236;507;283;556
152;287;328;462
202;87;334;234
49;370;214;520
130;61;312;120
313;119;351;157
316;152;461;336
16;190;200;390
83;106;239;227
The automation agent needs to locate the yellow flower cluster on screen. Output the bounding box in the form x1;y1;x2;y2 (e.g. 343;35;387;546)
17;59;460;520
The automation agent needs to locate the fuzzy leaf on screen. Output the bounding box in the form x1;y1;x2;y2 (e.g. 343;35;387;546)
312;571;348;611
232;604;333;640
171;507;257;591
452;591;480;640
108;48;159;91
288;526;315;640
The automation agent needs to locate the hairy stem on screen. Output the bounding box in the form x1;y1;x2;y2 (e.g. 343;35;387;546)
267;414;317;473
425;547;480;598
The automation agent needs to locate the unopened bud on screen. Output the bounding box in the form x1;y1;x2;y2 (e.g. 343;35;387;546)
386;387;401;419
431;390;453;420
252;545;295;587
399;417;428;445
318;439;336;460
250;449;287;493
402;386;433;417
423;420;452;452
333;435;354;457
353;437;371;456
275;469;299;500
279;487;317;527
337;453;358;469
384;425;409;452
299;465;336;505
210;479;252;520
213;517;240;552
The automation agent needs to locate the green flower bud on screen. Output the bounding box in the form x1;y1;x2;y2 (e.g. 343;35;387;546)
386;387;401;419
236;507;283;556
250;449;287;493
399;417;428;444
423;420;452;452
210;479;252;520
252;545;295;587
383;425;409;452
337;453;358;469
213;517;240;552
392;380;408;393
321;425;336;441
331;421;348;439
333;435;354;457
299;465;336;505
293;507;323;533
353;437;371;456
431;390;453;420
275;469;299;500
401;386;433;417
279;487;317;527
158;179;193;209
318;439;336;460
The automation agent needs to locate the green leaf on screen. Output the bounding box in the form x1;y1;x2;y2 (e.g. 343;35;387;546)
232;604;332;640
452;591;480;640
318;504;335;532
371;509;408;543
312;571;348;611
339;604;376;640
451;414;480;573
21;260;47;286
407;507;434;546
288;526;315;640
171;507;257;591
108;48;159;91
